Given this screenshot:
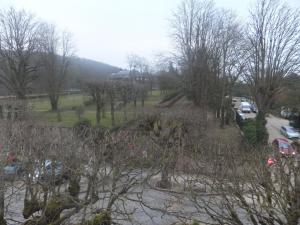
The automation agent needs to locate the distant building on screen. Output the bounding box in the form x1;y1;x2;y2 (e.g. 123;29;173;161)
110;70;131;79
110;70;158;90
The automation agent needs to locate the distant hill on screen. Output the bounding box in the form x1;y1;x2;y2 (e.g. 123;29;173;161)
0;57;122;95
70;57;121;82
34;57;121;92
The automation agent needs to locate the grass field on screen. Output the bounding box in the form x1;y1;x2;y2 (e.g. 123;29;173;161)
30;91;163;127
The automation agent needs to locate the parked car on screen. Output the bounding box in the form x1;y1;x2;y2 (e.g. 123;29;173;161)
240;102;251;113
272;138;296;156
280;125;300;139
281;108;291;119
289;115;300;129
236;110;245;120
3;163;22;181
32;160;69;184
250;104;258;113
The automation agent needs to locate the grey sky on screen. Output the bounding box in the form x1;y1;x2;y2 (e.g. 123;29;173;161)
2;0;300;68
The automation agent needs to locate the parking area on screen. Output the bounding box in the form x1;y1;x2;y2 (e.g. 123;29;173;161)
233;97;256;119
233;97;293;143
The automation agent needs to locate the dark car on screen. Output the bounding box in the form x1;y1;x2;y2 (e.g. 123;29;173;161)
250;104;258;113
3;163;22;181
272;138;296;156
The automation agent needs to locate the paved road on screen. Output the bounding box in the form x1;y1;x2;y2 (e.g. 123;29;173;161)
266;114;290;143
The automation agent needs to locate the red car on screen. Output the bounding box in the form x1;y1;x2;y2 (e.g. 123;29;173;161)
272;138;296;156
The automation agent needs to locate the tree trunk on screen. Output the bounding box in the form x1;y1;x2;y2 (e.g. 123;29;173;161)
0;106;3;119
102;103;106;119
110;102;115;127
123;102;127;121
220;105;225;128
216;108;220;119
225;108;231;125
141;97;145;107
50;97;59;111
96;105;101;124
16;90;26;100
56;110;62;122
256;111;268;145
225;96;232;125
157;165;171;189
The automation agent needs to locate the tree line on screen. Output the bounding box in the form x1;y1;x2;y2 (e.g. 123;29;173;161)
84;79;149;126
171;0;300;131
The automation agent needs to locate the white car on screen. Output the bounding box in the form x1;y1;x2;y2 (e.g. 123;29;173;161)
240;102;251;113
280;125;300;139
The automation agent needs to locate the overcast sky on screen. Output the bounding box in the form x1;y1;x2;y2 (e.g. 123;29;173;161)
1;0;300;68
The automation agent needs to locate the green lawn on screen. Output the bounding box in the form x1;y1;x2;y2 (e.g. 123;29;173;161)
30;94;86;111
31;91;163;127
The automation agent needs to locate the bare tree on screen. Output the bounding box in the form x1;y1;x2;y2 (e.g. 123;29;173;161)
105;80;118;127
243;0;300;118
85;81;106;124
40;23;74;111
213;10;244;127
117;81;133;121
172;0;244;127
182;143;300;225
127;54;152;105
0;8;41;99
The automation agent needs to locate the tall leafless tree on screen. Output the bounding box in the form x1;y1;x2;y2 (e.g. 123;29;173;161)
0;8;42;99
117;81;133;121
105;80;118;127
85;81;106;124
171;0;244;127
243;0;300;118
40;23;74;111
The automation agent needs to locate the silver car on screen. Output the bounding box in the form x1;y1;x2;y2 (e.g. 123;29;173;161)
280;125;300;139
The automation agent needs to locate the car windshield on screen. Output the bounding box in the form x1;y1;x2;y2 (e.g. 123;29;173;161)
279;142;290;149
286;127;297;133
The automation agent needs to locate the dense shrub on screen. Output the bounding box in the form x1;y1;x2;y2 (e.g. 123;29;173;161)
0;218;6;225
68;178;80;197
44;198;62;223
73;119;92;139
243;120;257;145
243;117;268;146
23;199;43;219
87;211;111;225
255;118;268;144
